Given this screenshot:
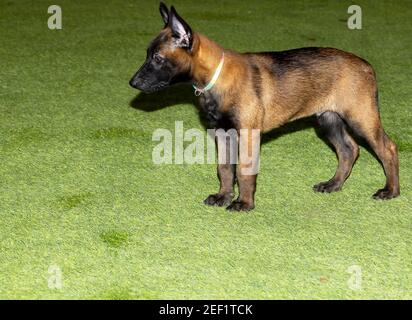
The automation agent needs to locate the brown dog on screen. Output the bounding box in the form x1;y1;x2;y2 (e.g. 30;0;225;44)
129;3;400;211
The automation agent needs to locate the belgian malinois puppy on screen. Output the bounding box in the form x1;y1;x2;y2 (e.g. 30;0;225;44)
129;3;400;211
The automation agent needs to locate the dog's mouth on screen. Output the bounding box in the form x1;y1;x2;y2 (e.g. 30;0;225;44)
137;83;169;94
129;79;169;93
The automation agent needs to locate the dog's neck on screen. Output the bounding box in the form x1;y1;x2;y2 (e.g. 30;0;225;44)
191;34;226;88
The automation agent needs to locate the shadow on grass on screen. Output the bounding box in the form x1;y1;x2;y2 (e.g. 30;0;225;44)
129;83;196;112
129;84;321;147
128;85;380;158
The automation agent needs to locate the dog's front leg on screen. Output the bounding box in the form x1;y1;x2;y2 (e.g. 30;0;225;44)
204;134;236;207
227;128;260;212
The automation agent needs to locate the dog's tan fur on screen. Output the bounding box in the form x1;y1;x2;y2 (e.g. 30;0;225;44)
131;4;400;211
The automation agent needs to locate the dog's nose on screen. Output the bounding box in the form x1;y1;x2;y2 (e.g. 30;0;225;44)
129;78;138;88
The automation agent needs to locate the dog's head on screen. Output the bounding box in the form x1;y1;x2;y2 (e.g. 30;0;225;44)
129;2;194;93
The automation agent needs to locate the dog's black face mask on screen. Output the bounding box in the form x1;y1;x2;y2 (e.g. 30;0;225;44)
129;3;193;93
129;42;178;93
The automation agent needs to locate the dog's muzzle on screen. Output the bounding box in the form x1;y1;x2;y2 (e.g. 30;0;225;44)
129;78;140;89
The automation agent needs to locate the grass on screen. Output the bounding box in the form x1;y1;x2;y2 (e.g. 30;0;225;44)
0;0;411;299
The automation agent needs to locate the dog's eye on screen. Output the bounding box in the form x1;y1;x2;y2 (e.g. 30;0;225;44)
153;53;163;64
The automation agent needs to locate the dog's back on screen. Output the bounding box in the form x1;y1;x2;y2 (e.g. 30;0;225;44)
240;47;377;131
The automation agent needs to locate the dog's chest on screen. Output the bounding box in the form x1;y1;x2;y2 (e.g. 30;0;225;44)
198;92;234;129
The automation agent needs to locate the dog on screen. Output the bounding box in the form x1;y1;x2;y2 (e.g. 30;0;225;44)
129;2;400;211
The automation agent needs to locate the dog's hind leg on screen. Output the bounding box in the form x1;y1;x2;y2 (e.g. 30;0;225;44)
344;110;400;200
313;111;359;193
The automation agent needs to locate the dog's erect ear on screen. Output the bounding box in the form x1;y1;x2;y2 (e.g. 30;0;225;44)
169;6;193;49
159;2;169;26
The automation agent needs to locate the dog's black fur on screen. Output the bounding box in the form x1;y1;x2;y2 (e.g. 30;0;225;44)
129;3;400;211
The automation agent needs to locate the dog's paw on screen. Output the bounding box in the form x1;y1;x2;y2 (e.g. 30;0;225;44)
313;180;342;193
372;188;399;200
226;200;254;212
203;193;233;207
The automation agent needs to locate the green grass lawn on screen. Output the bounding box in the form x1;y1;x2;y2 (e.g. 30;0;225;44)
0;0;411;299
